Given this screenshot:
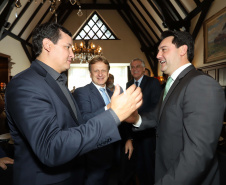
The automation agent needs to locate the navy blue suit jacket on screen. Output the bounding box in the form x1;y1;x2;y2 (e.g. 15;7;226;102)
73;82;117;184
5;61;121;185
73;82;113;122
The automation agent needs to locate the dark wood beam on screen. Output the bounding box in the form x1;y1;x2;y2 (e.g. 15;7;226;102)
192;0;213;39
72;4;120;10
21;42;33;62
129;0;156;44
18;1;45;38
193;0;201;6
185;0;214;21
175;0;188;16
9;0;34;32
137;0;161;40
147;0;164;22
26;5;51;43
0;0;15;39
2;29;32;48
0;0;8;12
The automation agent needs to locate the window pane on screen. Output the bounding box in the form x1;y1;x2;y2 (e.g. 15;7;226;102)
73;12;117;40
84;25;90;33
88;20;94;27
88;30;95;38
92;14;98;22
97;20;103;28
110;35;115;39
92;25;98;32
79;30;86;38
100;25;107;33
105;30;111;38
97;30;103;38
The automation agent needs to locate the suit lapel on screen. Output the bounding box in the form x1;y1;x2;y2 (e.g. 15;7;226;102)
159;65;195;120
31;62;79;124
89;83;106;106
139;75;147;91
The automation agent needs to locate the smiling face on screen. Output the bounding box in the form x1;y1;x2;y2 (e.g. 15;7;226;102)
157;36;183;76
48;30;74;73
130;60;145;81
90;61;109;87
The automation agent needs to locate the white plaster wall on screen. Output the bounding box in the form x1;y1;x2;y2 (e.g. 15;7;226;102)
0;36;30;76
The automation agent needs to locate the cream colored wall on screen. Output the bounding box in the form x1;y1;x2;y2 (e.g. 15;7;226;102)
0;36;30;76
63;9;147;67
0;9;147;77
193;0;226;68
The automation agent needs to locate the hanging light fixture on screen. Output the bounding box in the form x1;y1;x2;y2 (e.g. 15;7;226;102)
15;1;82;18
72;40;102;64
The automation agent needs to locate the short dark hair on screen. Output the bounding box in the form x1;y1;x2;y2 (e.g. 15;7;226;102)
88;56;110;72
32;22;72;58
161;30;194;62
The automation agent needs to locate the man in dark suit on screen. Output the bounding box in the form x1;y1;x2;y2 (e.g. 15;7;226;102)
127;58;162;185
4;22;143;185
73;56;134;185
133;30;225;185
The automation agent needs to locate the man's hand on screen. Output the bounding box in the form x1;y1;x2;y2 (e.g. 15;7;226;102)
0;157;14;170
124;110;139;123
125;139;134;160
111;84;142;122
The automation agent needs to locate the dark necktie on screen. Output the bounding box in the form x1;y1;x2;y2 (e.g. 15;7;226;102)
135;81;139;87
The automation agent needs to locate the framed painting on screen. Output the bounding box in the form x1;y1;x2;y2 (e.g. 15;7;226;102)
203;7;226;63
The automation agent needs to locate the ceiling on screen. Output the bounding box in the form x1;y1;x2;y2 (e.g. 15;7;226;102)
0;0;214;76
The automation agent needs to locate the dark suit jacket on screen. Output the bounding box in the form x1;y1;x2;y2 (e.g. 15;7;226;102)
127;75;162;113
73;82;113;122
73;83;116;168
5;61;121;185
127;75;162;137
136;65;225;185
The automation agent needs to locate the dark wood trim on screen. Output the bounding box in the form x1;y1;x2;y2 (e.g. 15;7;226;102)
18;1;45;38
9;0;34;32
137;0;162;37
198;62;226;87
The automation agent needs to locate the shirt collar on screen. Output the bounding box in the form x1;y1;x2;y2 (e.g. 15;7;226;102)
170;63;191;81
92;82;106;91
36;60;61;81
134;75;144;83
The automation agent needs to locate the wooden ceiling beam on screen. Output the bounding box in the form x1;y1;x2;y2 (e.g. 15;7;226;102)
18;1;46;38
72;4;120;10
9;0;34;32
137;0;161;40
129;0;156;44
0;0;15;40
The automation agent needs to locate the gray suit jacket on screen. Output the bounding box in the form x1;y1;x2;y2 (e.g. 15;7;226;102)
136;65;225;185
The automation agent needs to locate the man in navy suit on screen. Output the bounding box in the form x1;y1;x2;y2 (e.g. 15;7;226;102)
73;56;134;185
5;22;143;185
127;58;162;185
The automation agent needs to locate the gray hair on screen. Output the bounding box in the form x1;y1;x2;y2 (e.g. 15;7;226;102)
130;58;145;69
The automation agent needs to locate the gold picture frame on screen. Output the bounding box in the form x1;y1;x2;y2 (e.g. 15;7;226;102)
203;7;226;63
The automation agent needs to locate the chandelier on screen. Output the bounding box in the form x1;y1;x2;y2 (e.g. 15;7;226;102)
72;40;102;64
14;0;83;18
